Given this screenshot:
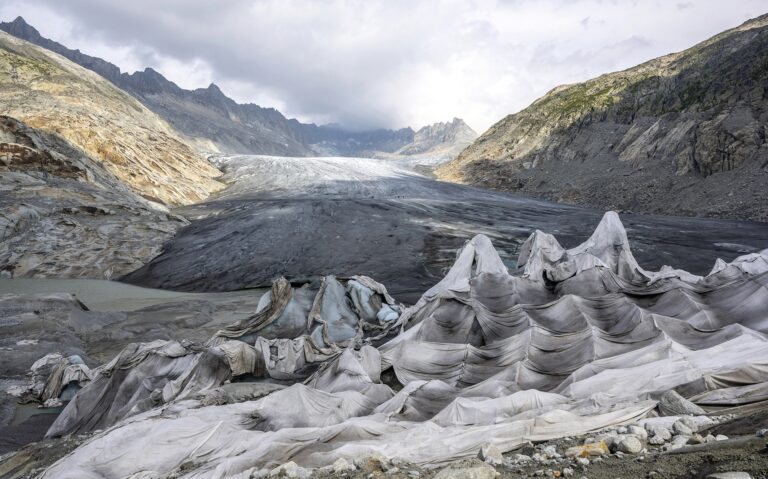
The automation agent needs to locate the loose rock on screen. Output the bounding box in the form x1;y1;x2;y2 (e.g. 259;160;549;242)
269;462;310;478
628;425;648;440
510;454;532;464
706;473;752;479
353;453;389;473
565;441;609;458
672;420;694;436
432;463;498;479
617;436;643;454
333;458;356;473
646;425;672;441
478;443;503;466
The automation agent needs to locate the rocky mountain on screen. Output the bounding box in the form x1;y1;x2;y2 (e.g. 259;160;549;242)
0;30;222;206
0;115;189;279
396;118;478;157
438;14;768;222
0;17;476;160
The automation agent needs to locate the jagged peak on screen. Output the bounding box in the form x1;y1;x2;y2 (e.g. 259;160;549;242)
141;67;163;77
2;16;41;37
11;16;30;26
206;82;223;92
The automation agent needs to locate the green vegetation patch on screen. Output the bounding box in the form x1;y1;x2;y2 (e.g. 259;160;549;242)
0;47;59;83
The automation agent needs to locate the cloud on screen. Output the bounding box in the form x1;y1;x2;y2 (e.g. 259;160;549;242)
0;0;765;131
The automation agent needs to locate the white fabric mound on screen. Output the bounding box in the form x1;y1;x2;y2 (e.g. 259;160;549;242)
39;212;768;478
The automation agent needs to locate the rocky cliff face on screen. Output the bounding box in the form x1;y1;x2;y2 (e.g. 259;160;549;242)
0;17;476;160
0;30;223;206
438;15;768;222
396;118;478;158
0;116;189;278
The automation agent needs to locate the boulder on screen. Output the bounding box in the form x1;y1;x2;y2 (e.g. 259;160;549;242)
627;425;648;440
565;441;609;458
664;435;690;451
541;445;559;459
616;437;643;454
645;425;672;441
478;443;503;466
672;420;694;436
332;458;355;473
353;452;389;472
269;462;310;478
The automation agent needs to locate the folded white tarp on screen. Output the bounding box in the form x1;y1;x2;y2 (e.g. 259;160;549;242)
38;212;768;477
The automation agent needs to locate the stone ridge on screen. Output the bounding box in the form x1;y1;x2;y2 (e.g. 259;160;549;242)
0;30;223;206
0;16;477;159
437;14;768;222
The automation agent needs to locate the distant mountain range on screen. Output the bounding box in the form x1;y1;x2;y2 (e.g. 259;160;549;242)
438;14;768;222
0;16;476;159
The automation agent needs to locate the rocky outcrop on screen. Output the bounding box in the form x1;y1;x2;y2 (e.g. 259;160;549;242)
305;118;477;161
0;116;188;278
0;30;222;205
0;17;476;160
396;118;478;158
438;14;768;222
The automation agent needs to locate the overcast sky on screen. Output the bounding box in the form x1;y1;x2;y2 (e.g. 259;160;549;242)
1;0;765;132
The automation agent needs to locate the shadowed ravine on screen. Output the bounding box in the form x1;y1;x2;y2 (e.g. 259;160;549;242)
123;155;768;303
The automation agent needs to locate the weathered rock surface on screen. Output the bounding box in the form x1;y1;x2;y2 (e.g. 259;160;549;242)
0;29;222;205
432;462;498;479
478;443;503;465
616;436;643;454
565;441;610;458
0;116;190;278
438;14;768;221
706;473;753;479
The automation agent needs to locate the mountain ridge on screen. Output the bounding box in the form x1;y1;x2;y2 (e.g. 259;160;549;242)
0;29;223;205
0;16;477;159
438;13;768;222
